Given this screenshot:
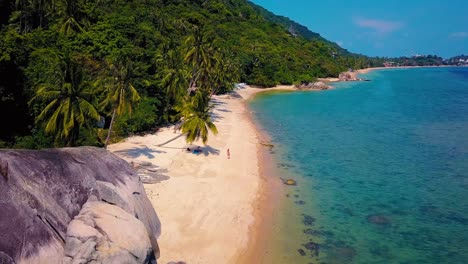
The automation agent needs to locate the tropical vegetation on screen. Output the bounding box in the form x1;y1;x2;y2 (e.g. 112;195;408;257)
0;0;463;149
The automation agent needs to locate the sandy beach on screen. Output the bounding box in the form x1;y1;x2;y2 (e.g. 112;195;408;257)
109;86;287;263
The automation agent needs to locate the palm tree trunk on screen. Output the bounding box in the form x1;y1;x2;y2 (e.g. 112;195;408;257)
105;109;116;148
187;67;198;95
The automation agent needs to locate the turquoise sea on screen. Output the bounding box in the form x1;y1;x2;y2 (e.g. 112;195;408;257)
250;67;468;263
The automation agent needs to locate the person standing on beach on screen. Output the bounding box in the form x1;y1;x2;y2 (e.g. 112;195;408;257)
227;148;230;159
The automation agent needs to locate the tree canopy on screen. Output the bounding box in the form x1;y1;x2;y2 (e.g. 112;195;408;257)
1;0;460;148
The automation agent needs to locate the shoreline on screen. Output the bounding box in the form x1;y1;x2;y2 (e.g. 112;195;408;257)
318;65;465;84
109;87;286;263
233;87;290;263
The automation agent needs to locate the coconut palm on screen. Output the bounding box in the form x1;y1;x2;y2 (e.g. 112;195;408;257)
176;90;217;144
99;57;140;147
30;55;100;146
184;26;215;94
11;0;54;32
157;49;189;123
58;0;85;35
159;49;188;103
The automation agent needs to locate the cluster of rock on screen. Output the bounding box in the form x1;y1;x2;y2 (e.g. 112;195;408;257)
295;81;332;90
0;147;160;264
338;71;359;81
338;71;369;82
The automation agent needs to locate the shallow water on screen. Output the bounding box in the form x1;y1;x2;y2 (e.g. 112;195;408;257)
250;67;468;263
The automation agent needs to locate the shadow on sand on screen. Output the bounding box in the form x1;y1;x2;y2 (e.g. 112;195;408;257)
201;145;220;156
114;146;166;159
132;161;170;184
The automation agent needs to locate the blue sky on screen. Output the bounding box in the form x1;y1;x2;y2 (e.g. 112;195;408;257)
250;0;468;58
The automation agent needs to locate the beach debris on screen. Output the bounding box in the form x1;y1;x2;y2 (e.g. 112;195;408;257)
281;178;297;186
303;241;320;257
297;248;306;256
295;200;306;205
366;214;391;226
302;214;316;226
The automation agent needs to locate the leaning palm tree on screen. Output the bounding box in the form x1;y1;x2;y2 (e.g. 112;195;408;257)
99;57;140;147
176;90;218;144
30;55;100;146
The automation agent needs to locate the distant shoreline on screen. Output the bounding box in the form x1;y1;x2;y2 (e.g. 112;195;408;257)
356;64;467;75
242;65;467;94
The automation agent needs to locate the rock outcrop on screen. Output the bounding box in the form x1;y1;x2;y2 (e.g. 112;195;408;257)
339;71;358;81
295;81;332;90
0;147;160;264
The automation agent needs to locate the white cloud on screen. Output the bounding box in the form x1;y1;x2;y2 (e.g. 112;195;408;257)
450;32;468;38
354;17;404;34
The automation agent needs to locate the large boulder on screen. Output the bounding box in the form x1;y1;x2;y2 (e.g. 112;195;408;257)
0;147;160;264
339;71;359;81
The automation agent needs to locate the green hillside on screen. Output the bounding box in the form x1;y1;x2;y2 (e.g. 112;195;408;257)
0;0;374;148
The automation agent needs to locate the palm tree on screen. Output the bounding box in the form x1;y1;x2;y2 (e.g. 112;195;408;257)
11;0;55;32
99;57;140;147
176;90;217;144
58;0;85;35
30;55;100;146
184;26;215;94
204;52;240;97
159;49;188;103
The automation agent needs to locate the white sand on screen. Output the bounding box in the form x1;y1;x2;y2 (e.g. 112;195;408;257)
109;87;284;263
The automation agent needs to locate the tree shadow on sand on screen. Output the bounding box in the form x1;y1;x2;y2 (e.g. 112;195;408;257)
201;145;220;156
132;161;170;184
216;108;231;113
114;146;166;159
211;99;226;106
210;112;224;121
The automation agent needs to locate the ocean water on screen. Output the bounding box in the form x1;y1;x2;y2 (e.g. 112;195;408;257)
250;67;468;263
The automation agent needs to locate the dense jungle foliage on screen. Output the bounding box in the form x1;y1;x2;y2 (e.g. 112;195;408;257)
3;0;456;149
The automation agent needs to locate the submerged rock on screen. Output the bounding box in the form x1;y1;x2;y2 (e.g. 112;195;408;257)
0;147;161;264
298;248;306;256
322;240;357;263
332;245;357;262
303;229;333;237
367;214;391;226
302;214;316;226
295;200;306;205
304;241;320;257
